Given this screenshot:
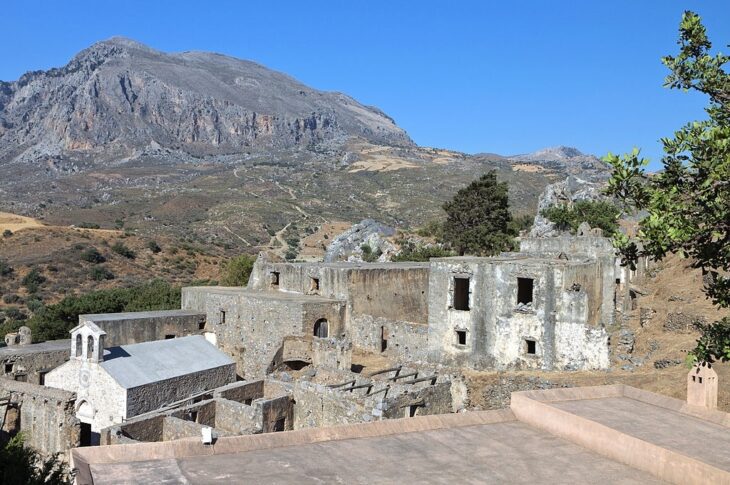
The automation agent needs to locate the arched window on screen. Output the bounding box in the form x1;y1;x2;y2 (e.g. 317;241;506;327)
87;335;94;360
313;319;328;338
75;334;83;357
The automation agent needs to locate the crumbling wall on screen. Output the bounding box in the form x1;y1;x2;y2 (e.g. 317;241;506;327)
350;315;428;360
0;379;80;458
380;381;453;419
81;310;207;347
0;341;69;384
428;256;610;371
182;287;346;378
213;380;264;403
214;398;261;434
162;416;207;441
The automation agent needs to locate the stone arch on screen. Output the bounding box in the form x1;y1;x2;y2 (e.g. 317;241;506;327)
313;318;329;338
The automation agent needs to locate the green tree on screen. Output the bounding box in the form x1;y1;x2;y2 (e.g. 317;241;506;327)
541;200;621;237
221;255;255;286
441;171;514;256
605;11;729;363
0;435;70;485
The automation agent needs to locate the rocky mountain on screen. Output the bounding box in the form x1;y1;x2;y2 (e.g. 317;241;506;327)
0;38;611;251
508;146;610;181
0;37;411;169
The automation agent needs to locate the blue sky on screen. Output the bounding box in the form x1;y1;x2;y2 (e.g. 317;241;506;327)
2;1;728;169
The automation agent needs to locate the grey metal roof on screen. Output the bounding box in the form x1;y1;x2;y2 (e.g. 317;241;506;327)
100;336;234;389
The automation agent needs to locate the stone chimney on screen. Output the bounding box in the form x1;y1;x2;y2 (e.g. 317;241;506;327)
687;362;718;409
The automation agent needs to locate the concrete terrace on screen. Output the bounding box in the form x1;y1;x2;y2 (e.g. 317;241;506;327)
72;385;730;485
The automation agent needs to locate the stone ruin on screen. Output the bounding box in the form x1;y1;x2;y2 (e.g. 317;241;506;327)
1;229;634;459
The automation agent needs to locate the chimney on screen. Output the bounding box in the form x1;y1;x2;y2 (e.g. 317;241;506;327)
687;362;718;409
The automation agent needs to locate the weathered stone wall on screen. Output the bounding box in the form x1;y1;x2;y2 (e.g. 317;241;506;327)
0;340;69;384
214;398;261;434
125;363;236;418
182;287;345;378
44;358;127;432
0;379;80;458
162;416;207;441
213;380;264;403
350;315;428;360
519;236;616;327
248;260;430;344
81;310;207;347
119;415;165;442
379;381;453;419
428;256;610;371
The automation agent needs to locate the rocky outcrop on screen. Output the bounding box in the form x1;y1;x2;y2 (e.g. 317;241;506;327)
0;37;412;169
324;219;396;263
529;176;607;238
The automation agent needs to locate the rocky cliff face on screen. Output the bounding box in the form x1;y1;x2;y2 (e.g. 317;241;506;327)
0;37;412;168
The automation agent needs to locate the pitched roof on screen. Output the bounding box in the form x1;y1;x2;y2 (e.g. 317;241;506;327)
99;335;234;389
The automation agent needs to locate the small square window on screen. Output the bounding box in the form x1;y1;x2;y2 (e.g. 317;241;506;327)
4;363;13;374
198;321;206;330
165;334;175;339
310;277;320;292
525;339;536;355
456;330;467;346
271;271;280;287
220;310;226;324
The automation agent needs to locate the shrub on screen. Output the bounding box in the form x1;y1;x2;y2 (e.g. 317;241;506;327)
21;268;46;293
221;255;255;286
541;200;620;237
0;259;13;277
284;249;297;260
111;242;136;259
0;434;70;485
89;266;115;281
2;294;22;304
2;229;12;238
147;240;162;253
392;242;455;262
77;222;100;229
80;247;106;264
4;307;27;321
360;243;382;263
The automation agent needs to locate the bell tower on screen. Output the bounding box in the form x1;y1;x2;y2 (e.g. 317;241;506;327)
70;321;107;364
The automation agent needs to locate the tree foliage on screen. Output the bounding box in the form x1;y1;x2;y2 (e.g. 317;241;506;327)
221;254;255;286
26;280;181;342
605;11;729;363
0;435;69;485
541;200;620;237
441;171;515;256
392;242;455;262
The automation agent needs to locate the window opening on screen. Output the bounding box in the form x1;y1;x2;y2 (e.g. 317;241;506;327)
314;319;329;338
453;277;470;311
517;277;534;305
525;339;537;355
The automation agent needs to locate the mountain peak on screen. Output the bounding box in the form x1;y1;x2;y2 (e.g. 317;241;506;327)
515;146;585;161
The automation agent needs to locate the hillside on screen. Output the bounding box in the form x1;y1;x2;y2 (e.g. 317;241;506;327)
0;38;610;251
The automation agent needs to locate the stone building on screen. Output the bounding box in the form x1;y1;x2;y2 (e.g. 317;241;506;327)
244;234;616;372
182;288;347;378
44;322;236;444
